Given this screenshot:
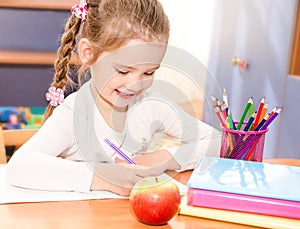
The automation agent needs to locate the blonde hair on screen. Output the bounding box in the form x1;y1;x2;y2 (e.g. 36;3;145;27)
44;0;170;121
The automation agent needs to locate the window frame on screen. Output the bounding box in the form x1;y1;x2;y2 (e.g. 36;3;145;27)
290;2;300;76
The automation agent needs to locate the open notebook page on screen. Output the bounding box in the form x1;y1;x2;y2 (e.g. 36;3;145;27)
0;165;187;204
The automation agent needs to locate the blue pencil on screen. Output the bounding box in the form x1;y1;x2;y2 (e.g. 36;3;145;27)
104;138;135;164
254;113;269;131
244;112;257;131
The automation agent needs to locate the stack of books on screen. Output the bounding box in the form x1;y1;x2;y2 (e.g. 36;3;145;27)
179;156;300;228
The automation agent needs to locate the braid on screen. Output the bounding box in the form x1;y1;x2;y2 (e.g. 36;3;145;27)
43;14;82;122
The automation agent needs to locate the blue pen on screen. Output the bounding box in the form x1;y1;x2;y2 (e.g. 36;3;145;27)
104;138;135;164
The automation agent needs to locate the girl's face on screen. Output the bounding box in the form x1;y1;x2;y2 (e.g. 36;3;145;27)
91;40;167;110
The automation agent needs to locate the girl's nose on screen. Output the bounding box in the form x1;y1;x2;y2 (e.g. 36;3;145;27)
126;74;152;91
126;77;145;91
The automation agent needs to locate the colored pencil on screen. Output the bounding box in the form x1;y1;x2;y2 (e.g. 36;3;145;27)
237;97;253;130
267;107;277;122
243;112;257;131
221;102;228;120
223;89;228;106
227;131;234;152
260;108;282;131
104;138;135;164
253;97;265;129
211;96;219;108
227;109;236;130
249;102;254;117
254;113;269;131
214;106;226;127
216;99;222;109
258;102;268;123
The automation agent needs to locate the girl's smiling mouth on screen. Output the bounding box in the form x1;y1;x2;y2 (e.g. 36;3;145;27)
115;89;136;99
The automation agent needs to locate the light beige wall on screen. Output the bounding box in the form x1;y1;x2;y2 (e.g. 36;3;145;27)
155;0;215;105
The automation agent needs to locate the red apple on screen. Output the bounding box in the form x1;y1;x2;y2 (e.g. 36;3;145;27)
129;176;181;225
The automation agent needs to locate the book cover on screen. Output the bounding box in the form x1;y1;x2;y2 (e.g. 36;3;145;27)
187;156;300;201
187;188;300;219
179;195;300;229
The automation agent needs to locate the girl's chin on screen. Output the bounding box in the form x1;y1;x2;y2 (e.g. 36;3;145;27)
112;98;132;110
113;100;131;109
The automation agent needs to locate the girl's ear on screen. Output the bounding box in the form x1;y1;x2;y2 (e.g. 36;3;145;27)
78;38;94;65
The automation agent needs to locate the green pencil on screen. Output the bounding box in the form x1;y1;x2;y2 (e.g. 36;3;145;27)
228;109;234;129
237;97;253;130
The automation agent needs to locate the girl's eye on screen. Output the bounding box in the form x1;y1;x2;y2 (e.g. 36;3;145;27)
117;69;129;75
144;71;155;76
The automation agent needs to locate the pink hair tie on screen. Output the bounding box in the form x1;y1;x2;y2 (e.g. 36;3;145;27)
71;0;88;22
45;87;65;107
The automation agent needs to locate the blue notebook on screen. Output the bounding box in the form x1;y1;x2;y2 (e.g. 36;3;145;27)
187;156;300;202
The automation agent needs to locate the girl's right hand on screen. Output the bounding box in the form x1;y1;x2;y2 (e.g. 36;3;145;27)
90;163;157;196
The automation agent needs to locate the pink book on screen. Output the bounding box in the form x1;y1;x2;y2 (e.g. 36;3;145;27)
187;188;300;219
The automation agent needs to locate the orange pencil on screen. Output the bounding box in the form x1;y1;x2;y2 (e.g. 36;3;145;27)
258;102;268;123
253;97;265;129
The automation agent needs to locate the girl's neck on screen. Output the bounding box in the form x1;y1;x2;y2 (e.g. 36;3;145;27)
90;82;128;132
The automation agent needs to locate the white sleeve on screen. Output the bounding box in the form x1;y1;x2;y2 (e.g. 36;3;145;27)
148;97;222;171
6;96;94;193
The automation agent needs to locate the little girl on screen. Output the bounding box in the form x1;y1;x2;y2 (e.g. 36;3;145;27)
7;0;221;196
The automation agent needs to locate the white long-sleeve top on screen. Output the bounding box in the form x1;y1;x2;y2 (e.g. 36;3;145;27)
6;81;221;193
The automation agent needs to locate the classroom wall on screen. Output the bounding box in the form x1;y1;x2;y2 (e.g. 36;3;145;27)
0;8;70;106
277;76;300;158
153;0;216;104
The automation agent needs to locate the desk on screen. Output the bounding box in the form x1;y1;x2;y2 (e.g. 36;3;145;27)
0;158;299;229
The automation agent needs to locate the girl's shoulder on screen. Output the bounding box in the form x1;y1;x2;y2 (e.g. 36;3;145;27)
59;91;78;109
50;91;78;117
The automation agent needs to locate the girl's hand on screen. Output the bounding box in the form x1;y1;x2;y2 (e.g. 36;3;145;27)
115;149;180;173
90;163;160;196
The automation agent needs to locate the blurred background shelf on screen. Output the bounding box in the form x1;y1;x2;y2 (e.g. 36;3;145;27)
0;50;56;65
0;0;77;10
0;50;79;66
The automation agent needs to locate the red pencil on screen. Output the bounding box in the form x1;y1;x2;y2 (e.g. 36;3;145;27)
267;106;277;122
253;97;265;129
214;106;226;127
221;102;228;120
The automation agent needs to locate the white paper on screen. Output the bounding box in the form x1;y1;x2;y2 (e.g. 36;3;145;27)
0;165;187;204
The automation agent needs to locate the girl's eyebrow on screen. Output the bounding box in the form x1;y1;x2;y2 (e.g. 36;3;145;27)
112;62;160;71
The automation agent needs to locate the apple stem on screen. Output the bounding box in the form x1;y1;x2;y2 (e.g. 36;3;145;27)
155;177;158;183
